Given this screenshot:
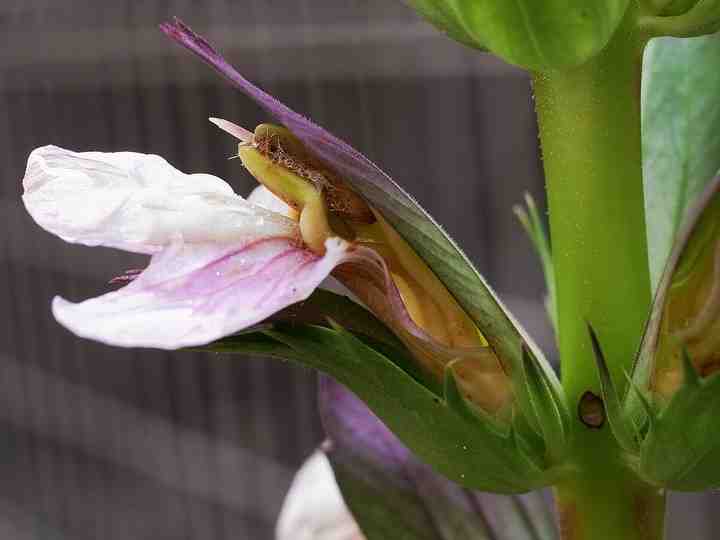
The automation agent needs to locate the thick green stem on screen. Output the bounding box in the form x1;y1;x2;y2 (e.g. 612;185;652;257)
533;7;665;540
555;479;666;540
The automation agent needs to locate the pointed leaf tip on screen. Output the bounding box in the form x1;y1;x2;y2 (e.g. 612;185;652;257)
518;345;567;463
624;371;657;432
443;360;508;436
587;323;641;454
681;346;701;388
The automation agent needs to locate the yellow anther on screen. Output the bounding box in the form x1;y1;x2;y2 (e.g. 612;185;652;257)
238;143;332;254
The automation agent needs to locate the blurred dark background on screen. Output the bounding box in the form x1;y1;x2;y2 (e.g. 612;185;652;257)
0;1;717;538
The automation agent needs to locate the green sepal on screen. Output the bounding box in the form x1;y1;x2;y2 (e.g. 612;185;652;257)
209;314;554;492
681;347;701;387
512;346;569;464
624;372;658;435
640;368;720;490
443;360;509;437
403;0;631;71
274;324;552;492
587;324;641;454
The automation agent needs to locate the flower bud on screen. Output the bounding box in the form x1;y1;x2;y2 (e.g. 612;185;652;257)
404;0;631;71
612;176;720;490
647;190;720;400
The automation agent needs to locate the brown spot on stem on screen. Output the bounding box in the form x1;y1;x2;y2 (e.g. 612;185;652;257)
578;391;605;429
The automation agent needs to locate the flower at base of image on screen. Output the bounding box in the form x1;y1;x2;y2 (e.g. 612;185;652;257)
275;451;365;540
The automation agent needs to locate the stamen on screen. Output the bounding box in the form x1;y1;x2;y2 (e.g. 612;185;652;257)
208;117;254;143
252;125;375;224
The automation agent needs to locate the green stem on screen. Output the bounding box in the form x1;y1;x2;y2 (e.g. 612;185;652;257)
555;478;666;540
532;6;665;540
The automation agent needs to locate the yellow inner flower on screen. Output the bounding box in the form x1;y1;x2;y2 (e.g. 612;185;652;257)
237;123;512;415
653;194;720;399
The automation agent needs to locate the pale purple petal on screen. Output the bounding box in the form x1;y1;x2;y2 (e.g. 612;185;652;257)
159;18;427;237
52;237;352;349
23;145;295;254
319;377;558;540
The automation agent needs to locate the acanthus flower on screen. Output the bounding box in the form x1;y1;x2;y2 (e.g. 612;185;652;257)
21;21;515;416
19;17;571;495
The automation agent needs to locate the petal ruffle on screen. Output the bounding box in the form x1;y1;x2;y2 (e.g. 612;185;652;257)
23;145;296;254
53;237;351;349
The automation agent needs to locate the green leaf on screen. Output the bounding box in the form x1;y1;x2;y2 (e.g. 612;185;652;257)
400;0;488;50
642;33;720;291
207;289;440;394
641;372;720;490
270;324;552;492
209;314;557;492
403;0;630;71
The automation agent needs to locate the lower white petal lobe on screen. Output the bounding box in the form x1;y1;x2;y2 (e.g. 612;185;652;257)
53;238;351;349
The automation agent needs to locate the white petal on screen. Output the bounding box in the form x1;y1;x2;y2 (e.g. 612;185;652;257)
52;238;351;349
276;452;363;540
23;145;296;254
248;185;296;218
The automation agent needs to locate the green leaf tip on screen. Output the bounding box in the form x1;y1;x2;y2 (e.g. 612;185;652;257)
443;360;510;436
623;371;657;434
515;193;558;336
515;345;568;464
587;322;641;454
680;346;702;388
